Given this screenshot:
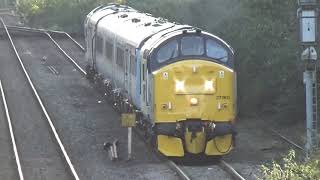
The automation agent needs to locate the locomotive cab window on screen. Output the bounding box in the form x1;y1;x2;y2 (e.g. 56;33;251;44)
156;40;178;63
206;39;228;62
181;36;204;56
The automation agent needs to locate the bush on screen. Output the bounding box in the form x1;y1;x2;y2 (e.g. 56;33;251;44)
260;150;320;180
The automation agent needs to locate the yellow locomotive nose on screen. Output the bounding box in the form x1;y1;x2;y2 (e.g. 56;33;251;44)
154;60;237;157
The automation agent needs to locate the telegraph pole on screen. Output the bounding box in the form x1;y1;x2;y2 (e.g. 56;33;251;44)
298;0;318;157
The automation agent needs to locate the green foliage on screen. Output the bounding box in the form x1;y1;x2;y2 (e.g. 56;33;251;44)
260;150;320;180
17;0;116;32
16;0;305;122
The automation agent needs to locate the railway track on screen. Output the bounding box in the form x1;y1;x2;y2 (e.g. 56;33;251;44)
3;23;246;180
0;18;79;180
269;128;305;152
0;80;21;179
45;32;246;179
171;159;246;180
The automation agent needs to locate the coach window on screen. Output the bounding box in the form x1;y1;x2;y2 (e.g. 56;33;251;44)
156;40;178;63
116;47;124;68
181;36;204;56
96;36;103;54
105;41;113;60
206;39;228;62
130;54;136;75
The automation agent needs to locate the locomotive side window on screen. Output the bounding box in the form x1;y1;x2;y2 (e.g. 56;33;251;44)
116;47;124;68
181;36;204;56
105;41;113;60
130;54;136;75
96;36;103;54
206;39;228;62
156;40;178;63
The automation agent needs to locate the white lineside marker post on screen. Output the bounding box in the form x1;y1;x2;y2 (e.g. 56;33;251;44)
121;113;136;161
128;127;132;160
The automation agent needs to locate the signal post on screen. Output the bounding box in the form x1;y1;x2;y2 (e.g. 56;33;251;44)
297;0;319;157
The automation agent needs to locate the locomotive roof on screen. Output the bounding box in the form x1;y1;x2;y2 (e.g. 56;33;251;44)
87;5;190;47
87;4;233;54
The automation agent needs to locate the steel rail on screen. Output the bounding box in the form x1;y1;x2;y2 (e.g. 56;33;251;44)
2;25;87;75
167;160;191;180
132;128;191;180
0;80;24;180
49;30;85;52
5;25;85;52
269;129;306;152
0;18;80;180
220;160;246;180
45;32;87;75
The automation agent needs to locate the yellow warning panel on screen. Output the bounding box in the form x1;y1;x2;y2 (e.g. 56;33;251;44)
205;134;233;155
157;135;184;157
121;113;136;127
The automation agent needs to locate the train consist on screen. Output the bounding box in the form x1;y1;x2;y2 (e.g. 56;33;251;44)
84;4;237;157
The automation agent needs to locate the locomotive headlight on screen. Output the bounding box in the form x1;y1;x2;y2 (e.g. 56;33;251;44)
175;80;185;92
190;97;198;106
204;80;214;91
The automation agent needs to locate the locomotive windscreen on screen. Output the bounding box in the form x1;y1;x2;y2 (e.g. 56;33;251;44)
150;33;233;71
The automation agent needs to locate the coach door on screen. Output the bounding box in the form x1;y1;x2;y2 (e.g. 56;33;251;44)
124;49;130;93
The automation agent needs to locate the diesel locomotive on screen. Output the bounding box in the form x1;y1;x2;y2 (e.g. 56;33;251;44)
84;4;237;157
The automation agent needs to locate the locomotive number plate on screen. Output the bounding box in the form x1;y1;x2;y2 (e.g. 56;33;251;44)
121;113;136;127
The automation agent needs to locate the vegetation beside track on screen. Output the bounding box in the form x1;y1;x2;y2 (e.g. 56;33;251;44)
260;150;320;180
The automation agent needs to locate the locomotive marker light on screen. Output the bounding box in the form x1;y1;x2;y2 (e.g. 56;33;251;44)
298;0;318;157
121;113;136;160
